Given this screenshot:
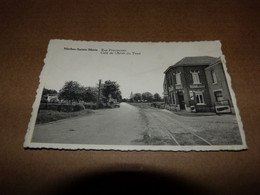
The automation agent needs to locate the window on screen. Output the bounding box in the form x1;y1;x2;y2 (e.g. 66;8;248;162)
211;70;217;83
192;72;200;84
169;76;173;86
171;92;175;104
195;91;205;104
167;78;170;87
175;73;181;85
172;74;175;85
214;91;224;102
189;90;194;100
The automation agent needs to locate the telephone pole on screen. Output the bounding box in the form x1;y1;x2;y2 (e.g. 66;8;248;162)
96;79;101;109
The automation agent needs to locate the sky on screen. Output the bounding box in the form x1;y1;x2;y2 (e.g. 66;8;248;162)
43;40;223;99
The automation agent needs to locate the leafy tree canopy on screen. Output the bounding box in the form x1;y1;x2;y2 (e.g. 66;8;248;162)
84;87;98;102
57;80;122;104
142;92;153;102
153;93;162;102
42;88;58;96
102;80;122;101
58;81;85;103
133;93;142;102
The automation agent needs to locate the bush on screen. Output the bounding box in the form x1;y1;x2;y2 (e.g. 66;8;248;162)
57;104;73;112
151;102;156;107
73;103;85;111
151;102;165;109
40;103;85;112
83;103;97;109
40;103;59;111
91;104;97;109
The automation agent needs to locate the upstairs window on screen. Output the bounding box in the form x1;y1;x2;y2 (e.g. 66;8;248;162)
167;77;172;87
172;74;175;85
191;72;200;84
175;73;181;85
211;70;217;83
164;83;167;90
169;76;173;86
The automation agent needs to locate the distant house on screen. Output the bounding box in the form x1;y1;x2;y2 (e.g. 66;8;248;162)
47;94;59;103
163;56;233;113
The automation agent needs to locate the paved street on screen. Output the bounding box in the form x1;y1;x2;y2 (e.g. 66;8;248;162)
32;103;242;145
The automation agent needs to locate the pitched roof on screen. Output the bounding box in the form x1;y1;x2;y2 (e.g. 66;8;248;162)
164;56;219;73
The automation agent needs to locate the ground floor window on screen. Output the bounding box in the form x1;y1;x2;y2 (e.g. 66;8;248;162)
189;90;194;100
170;93;175;104
214;90;224;102
195;91;204;104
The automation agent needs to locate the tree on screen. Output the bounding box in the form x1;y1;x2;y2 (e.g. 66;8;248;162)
121;98;127;102
133;93;142;102
41;88;58;103
75;85;86;102
84;87;98;102
153;93;162;102
42;88;58;96
102;80;122;102
58;81;85;103
142;92;153;102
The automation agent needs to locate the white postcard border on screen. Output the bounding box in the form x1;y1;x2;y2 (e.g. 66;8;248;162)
24;40;247;151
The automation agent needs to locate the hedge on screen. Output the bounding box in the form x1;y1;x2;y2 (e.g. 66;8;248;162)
40;103;85;112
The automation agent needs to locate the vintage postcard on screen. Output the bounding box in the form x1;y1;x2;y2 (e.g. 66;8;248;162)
24;40;247;151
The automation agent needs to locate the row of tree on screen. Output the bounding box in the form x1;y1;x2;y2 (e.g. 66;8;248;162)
129;92;162;102
41;80;122;104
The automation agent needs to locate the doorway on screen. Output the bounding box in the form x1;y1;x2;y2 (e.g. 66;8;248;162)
177;92;185;110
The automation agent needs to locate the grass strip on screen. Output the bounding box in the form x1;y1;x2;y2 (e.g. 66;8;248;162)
36;109;94;124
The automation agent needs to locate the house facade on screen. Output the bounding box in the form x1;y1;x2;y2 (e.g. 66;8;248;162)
205;59;234;113
47;94;59;103
163;56;233;113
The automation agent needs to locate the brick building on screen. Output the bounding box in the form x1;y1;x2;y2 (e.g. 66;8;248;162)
163;56;233;113
205;59;234;113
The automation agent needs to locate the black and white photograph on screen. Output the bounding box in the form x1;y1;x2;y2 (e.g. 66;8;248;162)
24;40;247;151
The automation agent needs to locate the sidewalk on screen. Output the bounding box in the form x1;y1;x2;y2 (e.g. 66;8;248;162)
169;110;217;117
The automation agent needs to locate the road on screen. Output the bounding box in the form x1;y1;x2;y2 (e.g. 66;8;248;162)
32;103;242;145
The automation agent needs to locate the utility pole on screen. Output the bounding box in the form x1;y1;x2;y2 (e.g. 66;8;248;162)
96;79;101;109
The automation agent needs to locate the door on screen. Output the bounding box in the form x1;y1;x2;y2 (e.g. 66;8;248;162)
177;92;185;110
